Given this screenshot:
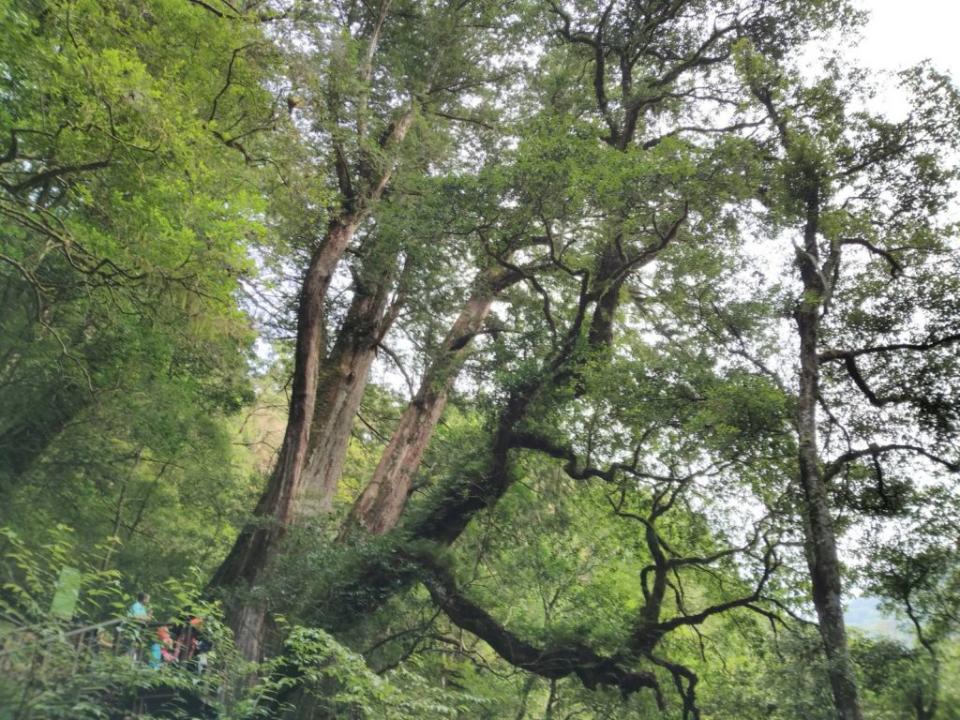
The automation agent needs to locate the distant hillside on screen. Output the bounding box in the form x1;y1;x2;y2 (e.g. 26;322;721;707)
845;597;910;642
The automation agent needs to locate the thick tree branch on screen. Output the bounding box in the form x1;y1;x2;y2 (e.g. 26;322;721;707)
418;556;664;703
2;159;110;195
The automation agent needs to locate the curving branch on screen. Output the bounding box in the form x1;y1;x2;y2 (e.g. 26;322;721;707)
418;555;665;704
839;237;903;277
835;354;908;407
645;544;779;639
819;333;960;362
185;0;290;22
208;43;265;122
414;478;778;720
823;443;960;482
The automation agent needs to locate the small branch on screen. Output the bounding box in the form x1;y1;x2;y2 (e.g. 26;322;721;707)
426;109;495;130
355;412;390;443
823;443;960;481
839;237;903;277
642;120;764;149
208;43;262;122
186;0;228;18
819;333;960;362
376;341;416;398
835;354;907;407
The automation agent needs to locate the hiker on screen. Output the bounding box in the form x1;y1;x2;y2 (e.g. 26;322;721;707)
148;625;177;668
125;591;152;660
192;617;213;675
128;592;151;620
173;615;212;674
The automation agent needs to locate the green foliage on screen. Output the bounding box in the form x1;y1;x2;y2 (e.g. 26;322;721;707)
0;0;270;586
2;1;960;719
276;624;491;719
0;524;280;719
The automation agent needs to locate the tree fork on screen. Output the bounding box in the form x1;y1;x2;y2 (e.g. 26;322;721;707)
343;263;521;536
210;217;358;660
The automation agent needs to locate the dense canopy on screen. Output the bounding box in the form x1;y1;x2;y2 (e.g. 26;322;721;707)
2;1;959;719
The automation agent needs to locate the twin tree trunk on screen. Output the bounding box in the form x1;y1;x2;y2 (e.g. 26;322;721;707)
211;218;358;661
211;98;414;658
297;263;402;517
345;264;518;535
214;242;400;661
213;238;510;658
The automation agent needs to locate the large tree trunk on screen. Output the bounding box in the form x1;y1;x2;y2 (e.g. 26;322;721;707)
344;265;517;535
797;310;861;720
794;195;863;720
297;263;401;517
210;217;357;661
210;102;414;660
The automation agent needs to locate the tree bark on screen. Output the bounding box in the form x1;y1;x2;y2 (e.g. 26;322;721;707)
210;95;414;658
587;238;627;349
794;190;863;720
797;309;861;720
297;263;401;517
344;265;518;535
210;217;357;660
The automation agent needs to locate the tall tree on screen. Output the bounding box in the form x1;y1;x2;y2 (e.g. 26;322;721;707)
210;0;525;659
740;49;960;719
274;1;869;714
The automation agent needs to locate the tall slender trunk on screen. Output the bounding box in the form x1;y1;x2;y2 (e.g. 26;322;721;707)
297;264;401;516
210;217;356;661
344;265;517;535
797;309;860;720
794;191;863;720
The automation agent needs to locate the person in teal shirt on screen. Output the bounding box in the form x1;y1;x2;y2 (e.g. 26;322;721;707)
128;592;151;619
126;592;151;661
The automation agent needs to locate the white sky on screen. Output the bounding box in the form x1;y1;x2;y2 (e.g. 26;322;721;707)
853;0;960;79
798;0;960;121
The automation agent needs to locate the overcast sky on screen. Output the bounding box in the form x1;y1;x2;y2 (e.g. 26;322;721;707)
854;0;959;78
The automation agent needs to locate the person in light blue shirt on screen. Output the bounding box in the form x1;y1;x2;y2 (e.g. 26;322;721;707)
126;592;151;661
128;592;151;619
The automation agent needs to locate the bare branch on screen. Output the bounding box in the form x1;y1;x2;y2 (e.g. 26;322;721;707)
839;237;903;277
819;333;960;362
376;341;416;398
823;443;960;481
